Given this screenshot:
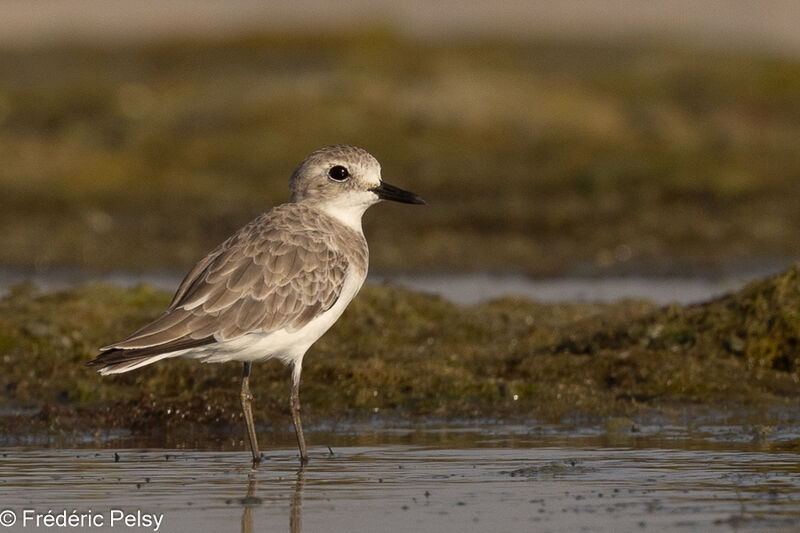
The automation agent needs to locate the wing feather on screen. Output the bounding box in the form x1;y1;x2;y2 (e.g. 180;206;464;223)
202;284;244;313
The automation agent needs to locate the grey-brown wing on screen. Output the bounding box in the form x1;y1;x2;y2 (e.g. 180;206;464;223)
166;239;230;309
101;211;350;351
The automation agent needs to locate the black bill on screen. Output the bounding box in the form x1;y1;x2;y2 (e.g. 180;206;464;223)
371;181;426;205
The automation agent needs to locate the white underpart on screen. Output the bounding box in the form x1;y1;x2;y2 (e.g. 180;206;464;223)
316;190;380;232
98;266;368;375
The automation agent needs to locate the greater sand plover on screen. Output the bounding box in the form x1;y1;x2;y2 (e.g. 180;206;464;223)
87;145;425;464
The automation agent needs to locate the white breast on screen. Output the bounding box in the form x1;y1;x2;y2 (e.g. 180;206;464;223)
181;267;367;367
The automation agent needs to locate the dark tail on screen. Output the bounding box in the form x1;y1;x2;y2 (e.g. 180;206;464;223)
87;337;215;374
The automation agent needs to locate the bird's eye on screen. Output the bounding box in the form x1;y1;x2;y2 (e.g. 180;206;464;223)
328;165;350;181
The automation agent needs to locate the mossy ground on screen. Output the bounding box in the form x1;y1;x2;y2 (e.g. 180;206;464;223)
1;33;800;276
1;265;798;439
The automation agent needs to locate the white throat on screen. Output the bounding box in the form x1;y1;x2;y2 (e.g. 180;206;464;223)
313;191;378;233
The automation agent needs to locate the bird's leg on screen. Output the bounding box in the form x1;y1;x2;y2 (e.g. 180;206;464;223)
290;362;308;464
240;362;260;466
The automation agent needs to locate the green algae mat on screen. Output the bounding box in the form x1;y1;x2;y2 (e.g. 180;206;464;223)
1;33;800;276
1;264;797;437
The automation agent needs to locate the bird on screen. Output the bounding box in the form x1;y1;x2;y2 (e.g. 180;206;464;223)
87;145;425;465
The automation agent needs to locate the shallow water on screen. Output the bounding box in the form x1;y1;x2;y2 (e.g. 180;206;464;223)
383;271;777;305
1;425;799;532
0;266;785;305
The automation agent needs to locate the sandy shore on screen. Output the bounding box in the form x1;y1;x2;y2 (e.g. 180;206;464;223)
2;0;800;56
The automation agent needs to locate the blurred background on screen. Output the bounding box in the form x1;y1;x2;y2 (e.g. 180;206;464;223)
1;0;799;291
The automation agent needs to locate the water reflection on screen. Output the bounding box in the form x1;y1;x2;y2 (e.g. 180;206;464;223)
290;468;305;533
241;467;306;533
240;473;258;533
